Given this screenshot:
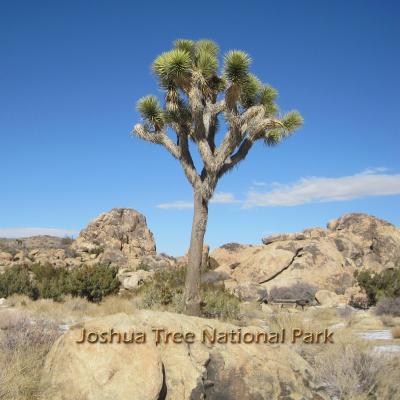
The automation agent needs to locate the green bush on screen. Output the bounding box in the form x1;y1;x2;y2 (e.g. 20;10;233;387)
138;266;240;320
202;287;240;320
68;264;120;302
60;236;74;246
139;267;186;310
0;263;120;303
0;266;37;299
31;263;70;301
355;268;400;305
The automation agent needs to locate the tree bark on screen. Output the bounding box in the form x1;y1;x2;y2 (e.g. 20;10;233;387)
184;190;209;316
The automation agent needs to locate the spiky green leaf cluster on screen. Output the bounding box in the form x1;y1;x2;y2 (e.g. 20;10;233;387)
264;111;304;146
138;39;302;141
265;129;282;146
281;110;303;132
137;95;164;130
223;51;251;84
174;39;196;55
153;49;192;84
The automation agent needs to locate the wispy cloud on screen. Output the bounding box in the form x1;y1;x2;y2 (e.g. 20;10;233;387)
0;227;78;238
156;169;400;210
210;192;237;204
156;201;193;210
156;192;237;209
244;169;400;207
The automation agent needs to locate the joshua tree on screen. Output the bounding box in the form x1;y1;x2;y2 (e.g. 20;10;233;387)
133;39;303;315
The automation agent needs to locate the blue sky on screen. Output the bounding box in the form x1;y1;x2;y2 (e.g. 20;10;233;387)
1;0;399;255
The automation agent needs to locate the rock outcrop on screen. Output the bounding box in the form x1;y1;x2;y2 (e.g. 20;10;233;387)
0;208;176;272
42;311;329;400
72;208;156;265
210;213;400;298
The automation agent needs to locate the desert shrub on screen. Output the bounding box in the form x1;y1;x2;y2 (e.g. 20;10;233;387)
0;264;120;303
348;294;369;310
30;263;70;301
375;296;400;317
68;264;119;302
311;341;396;399
0;313;60;400
202;287;240;320
269;282;318;302
138;266;240;319
355;268;400;305
64;247;78;258
139;267;186;310
220;242;244;251
0;266;37;299
60;236;74;246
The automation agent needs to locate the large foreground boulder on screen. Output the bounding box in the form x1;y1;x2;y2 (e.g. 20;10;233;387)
42;310;328;400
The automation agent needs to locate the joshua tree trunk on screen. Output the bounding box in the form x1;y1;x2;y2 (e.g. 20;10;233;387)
184;190;209;315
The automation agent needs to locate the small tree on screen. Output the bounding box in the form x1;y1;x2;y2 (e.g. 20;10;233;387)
133;39;303;315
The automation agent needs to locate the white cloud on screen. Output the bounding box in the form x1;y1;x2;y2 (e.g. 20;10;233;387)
0;227;78;238
156;201;193;210
210;192;237;204
156;169;400;210
244;170;400;207
156;192;237;209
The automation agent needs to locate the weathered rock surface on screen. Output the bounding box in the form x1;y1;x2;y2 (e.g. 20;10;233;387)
315;290;343;307
0;208;176;273
72;208;156;265
118;268;155;291
42;311;329;400
225;281;268;302
211;213;400;299
177;245;210;271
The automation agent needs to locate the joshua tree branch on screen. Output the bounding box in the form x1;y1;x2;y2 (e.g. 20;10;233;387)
217;117;281;178
133;124;180;159
217;137;255;178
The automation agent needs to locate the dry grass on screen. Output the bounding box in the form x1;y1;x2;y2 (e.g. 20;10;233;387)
295;328;400;400
380;314;396;327
5;294;136;325
0;311;60;400
2;295;399;400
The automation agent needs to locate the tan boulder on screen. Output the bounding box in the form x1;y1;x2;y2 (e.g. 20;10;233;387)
43;311;328;400
177;245;210;271
118;269;154;290
315;290;341;307
0;251;12;263
226;281;268;302
327;213;400;269
210;214;400;295
262;232;306;245
73;208;156;266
